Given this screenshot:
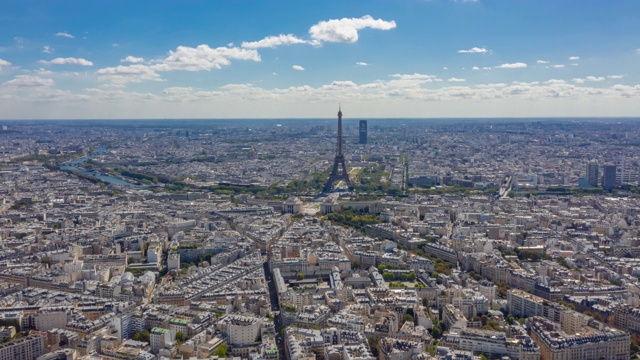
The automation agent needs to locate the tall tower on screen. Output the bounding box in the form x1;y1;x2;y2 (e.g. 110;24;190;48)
602;165;616;190
359;120;367;144
586;163;599;187
323;106;354;192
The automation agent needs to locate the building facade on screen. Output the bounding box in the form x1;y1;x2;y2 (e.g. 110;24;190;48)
359;120;367;145
0;334;46;360
586;163;599;187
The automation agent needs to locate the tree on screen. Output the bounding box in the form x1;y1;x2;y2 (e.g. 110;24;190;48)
367;336;380;356
383;272;396;281
175;331;185;343
296;273;304;281
403;314;414;323
213;343;227;358
140;330;150;342
431;325;442;340
631;334;640;355
584;310;605;323
132;330;150;342
609;278;622;286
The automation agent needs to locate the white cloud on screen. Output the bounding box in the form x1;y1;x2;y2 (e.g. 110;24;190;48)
34;68;54;76
163;87;194;95
121;56;145;63
308;15;396;43
241;34;308;49
157;45;260;71
42;45;54;54
112;43;120;48
571;63;579;66
537;60;549;64
219;83;254;91
585;76;604;82
636;48;640;54
458;47;488;53
551;64;565;68
4;75;54;87
390;73;436;80
39;57;93;66
448;78;466;82
292;65;305;71
97;45;260;85
387;73;437;88
0;59;11;70
495;62;527;69
55;32;74;39
513;81;539;86
573;76;605;84
356;62;369;66
13;37;24;49
482;66;492;70
568;56;580;60
472;66;480;70
443;67;448;70
96;64;164;84
5;76;640;118
327;80;358;88
607;75;624;79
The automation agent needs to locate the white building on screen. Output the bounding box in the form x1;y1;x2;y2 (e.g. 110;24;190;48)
150;327;173;354
0;334;46;360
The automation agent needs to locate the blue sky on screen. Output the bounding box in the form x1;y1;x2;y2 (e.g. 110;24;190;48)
1;0;639;119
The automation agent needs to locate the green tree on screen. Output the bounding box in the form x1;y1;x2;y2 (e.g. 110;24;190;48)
132;330;150;342
431;325;442;340
213;343;227;358
175;331;185;343
383;272;396;281
367;336;380;357
140;330;150;342
296;273;304;281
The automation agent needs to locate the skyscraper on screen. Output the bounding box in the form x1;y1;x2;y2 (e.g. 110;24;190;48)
602;165;616;190
359;120;367;144
586;163;599;187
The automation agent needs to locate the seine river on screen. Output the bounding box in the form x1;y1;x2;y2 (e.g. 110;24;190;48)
60;147;138;186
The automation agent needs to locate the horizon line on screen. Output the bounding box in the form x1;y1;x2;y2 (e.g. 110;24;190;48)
2;116;640;122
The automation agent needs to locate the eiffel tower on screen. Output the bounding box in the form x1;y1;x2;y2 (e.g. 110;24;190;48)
323;106;354;192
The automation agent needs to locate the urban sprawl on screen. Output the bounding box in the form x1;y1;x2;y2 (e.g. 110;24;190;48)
1;116;640;360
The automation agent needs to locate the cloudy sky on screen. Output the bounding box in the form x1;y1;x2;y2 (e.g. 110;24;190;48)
1;0;639;119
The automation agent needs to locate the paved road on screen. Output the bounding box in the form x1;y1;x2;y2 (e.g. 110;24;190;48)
264;261;285;358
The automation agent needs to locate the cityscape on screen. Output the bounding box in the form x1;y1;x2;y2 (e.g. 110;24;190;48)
2;114;640;360
2;1;640;359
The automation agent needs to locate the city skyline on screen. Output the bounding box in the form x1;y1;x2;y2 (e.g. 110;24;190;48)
1;1;640;119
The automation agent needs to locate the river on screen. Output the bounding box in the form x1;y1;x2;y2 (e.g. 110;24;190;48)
60;146;139;186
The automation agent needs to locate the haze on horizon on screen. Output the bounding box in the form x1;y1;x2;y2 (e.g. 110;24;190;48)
0;0;639;119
